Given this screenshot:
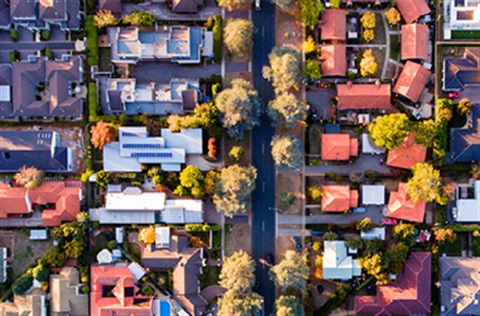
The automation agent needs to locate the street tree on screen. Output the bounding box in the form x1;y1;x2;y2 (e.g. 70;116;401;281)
174;166;205;198
274;295;305;316
263;46;304;94
384;7;401;25
393;223;415;241
218;290;263;316
303;59;322;79
218;0;253;10
90;121;114;150
360;12;376;29
360;49;378;77
407;163;446;204
356;217;372;232
138;226;156;244
14;166;44;189
229;146;244;162
213;165;257;218
368;113;413;150
216;78;262;140
322;231;339;241
414;120;438;147
298;0;324;27
219;250;256;293
363;29;374;42
94;9;118;28
457;98;472;115
385;242;409;275
224;19;254;58
269;250;309;292
270;135;303;170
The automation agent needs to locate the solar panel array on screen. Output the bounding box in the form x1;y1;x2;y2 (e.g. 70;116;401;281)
122;143;163;149
131;152;173;158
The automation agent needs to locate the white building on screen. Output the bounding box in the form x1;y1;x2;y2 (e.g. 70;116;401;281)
323;241;362;280
453;180;480;222
443;0;480;39
362;133;385;154
361;227;386;240
361;185;385;205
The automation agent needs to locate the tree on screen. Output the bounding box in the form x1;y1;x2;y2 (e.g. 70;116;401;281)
219;250;256;293
280;192;296;207
298;0;324;27
12;274;33;295
356;217;372;232
194;102;222;138
80;169;94;183
393;223;415;241
303;59;322;79
368;113;413;150
360;12;376;29
384;7;401;25
270;250;309;292
330;0;341;8
224;19;254;57
434;228;457;244
10;28;18;42
32;264;49;282
363;29;374;42
64;239;84;258
274;295;305;316
44;246;67;267
270;135;303;170
229;146;244;162
268;93;307;127
345;235;363;249
322;231;339;241
204;170;220;195
94;9;118;28
90;121;114;150
122;11;156;27
385;242;409;275
95;170;111;189
45;48;53;60
138;226;156;244
303;36;316;55
213;165;257;218
263;46;304;94
218;290;263;316
218;0;253;10
414;120;438;147
14;166;44;189
360;49;378;77
407;163;446;204
216;78;263;140
359;253;384;279
307;186;323;202
457;98;472;115
174;166;205;198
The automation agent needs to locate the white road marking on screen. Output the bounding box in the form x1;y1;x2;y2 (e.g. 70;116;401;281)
262;221;265;231
262;27;265;37
262;144;265;154
262;182;265;192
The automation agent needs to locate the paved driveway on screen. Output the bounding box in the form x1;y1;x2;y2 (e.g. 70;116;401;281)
279;205;384;225
462;86;480;104
307;88;335;119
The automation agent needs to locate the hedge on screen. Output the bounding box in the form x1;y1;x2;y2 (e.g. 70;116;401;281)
433;98;454;167
12;274;33;295
85;15;99;66
10;29;18;42
213;15;222;63
88;82;99;121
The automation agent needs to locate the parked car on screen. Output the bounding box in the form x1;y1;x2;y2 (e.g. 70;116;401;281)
292;236;302;251
382;218;398;226
311;230;325;236
448;92;461;98
266;253;274;265
255;0;261;10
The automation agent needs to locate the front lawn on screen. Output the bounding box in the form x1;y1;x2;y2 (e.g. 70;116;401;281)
451;30;480;40
199;266;220;289
440;237;462;255
390;34;400;60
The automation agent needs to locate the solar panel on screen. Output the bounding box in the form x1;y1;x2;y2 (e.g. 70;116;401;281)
122;143;163;149
131;152;173;158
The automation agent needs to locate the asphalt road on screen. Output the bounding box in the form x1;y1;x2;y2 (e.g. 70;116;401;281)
251;1;276;314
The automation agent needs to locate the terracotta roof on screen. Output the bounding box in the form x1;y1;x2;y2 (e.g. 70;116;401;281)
319;9;346;40
172;0;203;13
337;82;395;112
393;61;431;102
319;45;347;77
322;185;358;212
401;24;429;60
322;134;358;160
396;0;431;24
386;133;427;169
386;182;426;223
355;252;432;316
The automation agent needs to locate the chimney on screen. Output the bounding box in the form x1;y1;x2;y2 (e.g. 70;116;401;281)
346;81;353;89
375;80;381;89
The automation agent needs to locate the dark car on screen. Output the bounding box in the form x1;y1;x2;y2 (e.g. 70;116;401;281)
266;253;274;265
311;230;325;236
293;236;302;251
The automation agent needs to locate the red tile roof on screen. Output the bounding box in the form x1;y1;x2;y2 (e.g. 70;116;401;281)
91;265;154;316
322;134;358;160
319;9;346;40
386;133;427;169
337;82;395;112
319;45;347;77
322;185;358;212
355;252;431;316
401;24;429;60
386;182;426;223
393;61;431;102
396;0;431;24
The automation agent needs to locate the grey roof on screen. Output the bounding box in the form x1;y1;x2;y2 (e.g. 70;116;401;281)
181;90;197;111
0;0;10;27
107;90;124;111
450;104;480;162
10;0;36;20
0;64;12;117
98;0;123;16
172;0;203;13
443;47;480;91
38;0;66;22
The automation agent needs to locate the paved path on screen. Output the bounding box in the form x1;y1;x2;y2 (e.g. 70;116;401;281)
277;229;311;236
381;12;391;78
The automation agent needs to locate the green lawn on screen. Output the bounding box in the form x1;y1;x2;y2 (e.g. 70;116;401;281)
440;237;462;255
198;266;220;290
473;237;480;256
390;34;400;60
451;30;480;40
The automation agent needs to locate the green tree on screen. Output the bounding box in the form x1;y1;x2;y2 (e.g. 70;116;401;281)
45;48;53;60
94;9;118;28
219;250;256;293
263;46;304;94
457;98;472;115
229;146;244;162
32;264;49;282
360;12;376;29
274;295;305;316
270;135;303;170
194;102;222;138
345;235;363;249
44;246;67;267
224;19;254;58
407;163;446;204
14;166;44;189
10;28;18;42
95;170;111;189
12;274;33;295
216;78;263;140
393;223;415;241
218;290;263;316
218;0;253;10
174;166;205;198
269;250;309;292
323;231;339;241
298;0;324;27
368;113;413;150
204;170;220;195
280;192;296;207
414;120;438;147
267;93;307;127
213;165;257;218
122;11;156;27
303;59;322;79
303;36;316;55
330;0;341;8
356;217;372;232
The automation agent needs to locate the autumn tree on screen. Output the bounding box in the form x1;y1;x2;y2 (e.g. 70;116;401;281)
122;11;156;27
90;121;114;150
94;9;118;28
303;59;322;79
356;217;372;232
138;226;156;244
363;29;374;42
407;163;447;205
218;290;263;316
224;19;254;58
216;78;262;140
413;119;438;147
194;102;222;138
270;135;303;170
298;0;324;27
218;0;253;10
268;93;307;127
359;253;385;280
393;223;415;241
274;295;305;316
330;0;341;8
174;166;205;198
384;7;401;25
307;186;322;202
457;98;472;115
263;46;304;94
368;113;413;150
360;49;378;77
213;165;257;218
14;166;44;189
269;250;309;292
434;228;457;244
303;36;316;55
360;12;376;29
219;250;256;293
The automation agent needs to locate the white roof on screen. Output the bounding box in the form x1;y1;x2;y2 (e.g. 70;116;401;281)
105;189;166;211
97;249;113;264
103;142;142;172
98;209;156;224
361;185;385;205
202;31;213;57
128;262;146;280
361;227;386;240
30;229;48;240
0;86;10;102
161;163;182;171
161;199;203;224
115;227;124;244
362;133;386;154
323;241;361;280
155;226;170;248
161;128;203;154
455;180;480;222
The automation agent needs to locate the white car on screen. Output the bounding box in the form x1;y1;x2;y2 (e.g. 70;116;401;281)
255;0;261;10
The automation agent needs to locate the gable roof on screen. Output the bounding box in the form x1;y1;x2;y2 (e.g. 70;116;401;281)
0;64;13;118
98;0;123;16
450;103;480;163
386;133;427;169
0;0;9;28
323;241;361;280
393;61;431;102
321;185;358;212
337;82;394;112
10;0;36;20
355;252;432;316
319;9;346;40
321;134;358;160
50;267;88;316
0;290;46;316
396;0;431;24
401;24;429;60
319;45;347;77
386;182;426;223
172;0;204;13
443;47;480;91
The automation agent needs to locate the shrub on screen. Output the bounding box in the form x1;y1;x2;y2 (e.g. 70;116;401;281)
315;256;323;267
85;15;99;66
312;241;322;251
9;50;19;63
280;192;296;207
12;274;33;295
41;30;51;41
307;186;323;203
32;264;50;282
323;231;339;241
141;285;155;296
88;82;99;120
107;240;117;250
45;48;53;60
10;29;19;42
229;146;244;162
213;15;222;63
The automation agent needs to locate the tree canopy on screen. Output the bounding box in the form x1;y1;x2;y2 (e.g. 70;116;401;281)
368;113;413;151
360;12;376;29
303;59;322;79
263;46;304;94
269;250;309;292
90;121;115;150
218;290;263;316
122;11;156;27
356;217;372;232
413;120;438;147
457;98;472;115
270;135;303;170
268;91;306;128
303;36;316;55
298;0;324;27
393;223;415;241
138;226;156;244
407;163;446;204
224;19;254;58
218;0;253;10
385;7;401;25
94;10;118;28
219;250;256;293
274;295;305;316
360;49;378;77
15;166;44;189
174;166;205;198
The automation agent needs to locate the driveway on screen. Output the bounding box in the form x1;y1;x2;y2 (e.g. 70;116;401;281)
306;88;335;119
278;205;384;225
300;155;392;175
461;86;480;104
123;0;220;21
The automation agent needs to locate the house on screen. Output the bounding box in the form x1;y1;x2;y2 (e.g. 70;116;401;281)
337;81;395;113
319;45;346;77
106;78;200;115
355;252;431;315
50;267;88;316
361;185;385;205
0;130;74;172
361;133;385;154
319;9;346;41
321;185;358;212
396;0;431;24
401;24;429;61
142;228;207;316
0;180;82;226
393;61;431;103
1;56;83;120
108;26;212;65
0;0;9;30
98;0;123;17
0;248;7;283
440;257;480;315
386;133;427;169
323;241;361;280
443;47;480;91
449;103;479;163
386;182;426;223
171;0;204;13
321;134;358;160
361;227;385;240
453;180;480;222
443;0;480;39
342;0;387;5
103;126;203;172
0;289;47;316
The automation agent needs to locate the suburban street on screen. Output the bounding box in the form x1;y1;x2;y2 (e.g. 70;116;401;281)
251;1;276;314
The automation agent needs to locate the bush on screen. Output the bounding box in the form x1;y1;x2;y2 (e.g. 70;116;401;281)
229;146;244;162
12;274;33;295
88;82;99;120
41;30;51;41
9;50;19;63
45;48;53;60
213;15;222;63
107;240;117;250
10;29;18;42
32;264;50;282
307;186;323;203
280;192;296;207
141;285;155;296
315;256;323;267
312;241;322;251
85;15;99;66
